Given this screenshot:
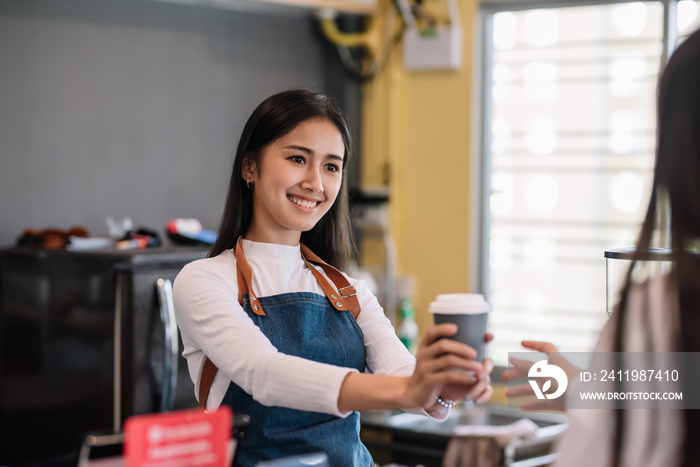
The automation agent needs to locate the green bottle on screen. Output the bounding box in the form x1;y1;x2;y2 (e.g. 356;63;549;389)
398;297;418;354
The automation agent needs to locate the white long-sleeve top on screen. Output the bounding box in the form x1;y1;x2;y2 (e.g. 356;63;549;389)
173;240;442;419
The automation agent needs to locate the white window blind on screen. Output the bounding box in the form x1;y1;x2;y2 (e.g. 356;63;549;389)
480;1;700;366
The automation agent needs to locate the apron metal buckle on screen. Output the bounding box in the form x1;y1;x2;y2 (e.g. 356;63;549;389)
337;285;357;299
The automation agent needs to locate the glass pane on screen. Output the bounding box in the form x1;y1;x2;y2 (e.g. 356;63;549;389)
677;0;700;44
487;2;663;365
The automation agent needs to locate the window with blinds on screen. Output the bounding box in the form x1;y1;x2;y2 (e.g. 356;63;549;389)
480;1;700;366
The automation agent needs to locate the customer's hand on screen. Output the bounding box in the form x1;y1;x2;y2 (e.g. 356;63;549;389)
403;323;485;410
503;340;580;411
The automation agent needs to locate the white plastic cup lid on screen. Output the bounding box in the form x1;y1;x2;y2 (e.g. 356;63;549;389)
428;293;491;314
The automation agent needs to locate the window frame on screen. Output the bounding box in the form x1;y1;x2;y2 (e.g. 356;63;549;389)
471;0;683;368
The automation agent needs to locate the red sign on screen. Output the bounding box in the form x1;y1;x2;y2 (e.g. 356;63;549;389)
124;407;232;467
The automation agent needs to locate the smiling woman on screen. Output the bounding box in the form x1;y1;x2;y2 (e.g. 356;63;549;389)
241;118;345;245
209;89;354;269
172;89;495;466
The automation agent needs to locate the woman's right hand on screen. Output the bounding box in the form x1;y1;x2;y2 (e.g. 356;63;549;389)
403;323;487;410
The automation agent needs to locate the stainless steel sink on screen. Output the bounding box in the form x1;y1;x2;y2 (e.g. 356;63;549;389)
377;404;566;434
360;404;568;466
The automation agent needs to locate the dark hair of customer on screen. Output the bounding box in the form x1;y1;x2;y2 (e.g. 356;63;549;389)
612;27;700;467
208;89;355;269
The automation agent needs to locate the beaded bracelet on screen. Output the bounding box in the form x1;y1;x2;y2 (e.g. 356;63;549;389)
436;395;455;408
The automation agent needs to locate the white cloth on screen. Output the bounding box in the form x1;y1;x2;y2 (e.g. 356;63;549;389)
173;240;439;419
442;418;539;467
451;417;539;444
553;275;683;467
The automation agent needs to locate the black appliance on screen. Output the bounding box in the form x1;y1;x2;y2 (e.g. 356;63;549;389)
0;246;208;464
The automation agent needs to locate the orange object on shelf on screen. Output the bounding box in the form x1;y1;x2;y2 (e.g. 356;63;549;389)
17;225;89;249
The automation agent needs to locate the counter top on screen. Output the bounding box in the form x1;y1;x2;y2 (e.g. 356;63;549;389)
360;405;568;467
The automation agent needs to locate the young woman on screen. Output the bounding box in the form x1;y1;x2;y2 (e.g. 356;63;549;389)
506;28;700;467
173;89;494;466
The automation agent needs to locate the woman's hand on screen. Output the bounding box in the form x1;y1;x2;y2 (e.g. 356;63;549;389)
438;333;495;406
337;328;494;413
402;324;494;411
503;340;580;411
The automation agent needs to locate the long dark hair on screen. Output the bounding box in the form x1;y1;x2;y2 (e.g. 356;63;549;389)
208;89;355;270
611;28;700;467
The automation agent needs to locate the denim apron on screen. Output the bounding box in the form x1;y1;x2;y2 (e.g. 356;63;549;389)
216;240;374;466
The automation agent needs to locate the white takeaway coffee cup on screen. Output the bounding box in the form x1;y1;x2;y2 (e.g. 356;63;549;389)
428;294;490;363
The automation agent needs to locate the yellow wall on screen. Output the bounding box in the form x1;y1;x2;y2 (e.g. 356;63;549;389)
361;0;479;336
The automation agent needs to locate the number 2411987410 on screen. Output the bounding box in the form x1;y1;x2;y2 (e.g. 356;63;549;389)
583;369;680;382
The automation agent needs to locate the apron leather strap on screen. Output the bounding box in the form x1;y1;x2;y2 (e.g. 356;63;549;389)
299;244;360;320
235;237;264;316
198;357;219;409
199;239;254;408
198;239;361;409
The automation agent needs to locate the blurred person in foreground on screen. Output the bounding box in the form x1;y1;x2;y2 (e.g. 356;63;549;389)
505;27;700;467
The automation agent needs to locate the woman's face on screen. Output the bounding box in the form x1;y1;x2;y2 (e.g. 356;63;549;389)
242;118;345;245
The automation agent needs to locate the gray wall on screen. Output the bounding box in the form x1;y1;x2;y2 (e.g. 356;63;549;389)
0;0;360;246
